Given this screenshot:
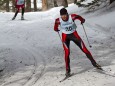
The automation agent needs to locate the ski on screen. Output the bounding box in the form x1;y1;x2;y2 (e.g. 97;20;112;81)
60;73;74;82
96;67;115;77
18;19;28;21
10;19;28;21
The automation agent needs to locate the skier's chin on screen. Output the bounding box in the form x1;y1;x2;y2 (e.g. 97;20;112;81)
62;17;68;21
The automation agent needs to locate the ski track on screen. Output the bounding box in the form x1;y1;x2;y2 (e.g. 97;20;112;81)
22;48;46;86
23;48;47;86
0;46;46;86
0;19;47;86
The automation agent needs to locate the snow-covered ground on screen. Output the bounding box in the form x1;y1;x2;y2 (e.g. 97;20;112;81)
0;3;115;86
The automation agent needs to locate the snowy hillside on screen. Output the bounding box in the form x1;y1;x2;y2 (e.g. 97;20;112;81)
0;3;115;86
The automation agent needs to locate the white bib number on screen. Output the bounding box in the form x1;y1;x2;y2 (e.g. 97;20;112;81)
65;26;73;31
17;0;24;5
60;15;77;34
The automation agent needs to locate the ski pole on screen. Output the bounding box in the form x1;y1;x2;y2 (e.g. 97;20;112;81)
58;31;63;45
81;24;92;48
58;32;61;40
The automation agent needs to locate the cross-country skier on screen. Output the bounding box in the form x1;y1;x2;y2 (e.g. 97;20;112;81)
54;8;101;77
12;0;25;20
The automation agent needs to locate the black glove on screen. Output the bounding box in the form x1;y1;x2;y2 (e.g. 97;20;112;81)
81;19;85;24
55;29;60;32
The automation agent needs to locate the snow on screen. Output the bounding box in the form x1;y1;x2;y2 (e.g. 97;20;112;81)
81;0;94;5
0;2;115;86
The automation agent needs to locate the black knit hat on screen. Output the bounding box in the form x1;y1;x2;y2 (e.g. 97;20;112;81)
60;8;68;15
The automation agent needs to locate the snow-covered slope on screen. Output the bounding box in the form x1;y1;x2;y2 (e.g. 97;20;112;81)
0;3;115;86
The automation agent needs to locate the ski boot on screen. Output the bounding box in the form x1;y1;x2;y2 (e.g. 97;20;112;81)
92;63;102;70
21;16;24;20
12;17;15;20
65;69;71;77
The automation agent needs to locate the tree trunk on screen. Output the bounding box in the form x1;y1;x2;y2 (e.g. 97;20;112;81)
110;0;115;4
26;0;31;12
42;0;48;11
6;0;10;12
74;0;77;4
54;0;58;7
12;0;15;12
62;0;68;7
0;0;5;10
34;0;37;11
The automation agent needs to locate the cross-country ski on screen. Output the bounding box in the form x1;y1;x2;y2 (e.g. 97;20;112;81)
60;73;75;82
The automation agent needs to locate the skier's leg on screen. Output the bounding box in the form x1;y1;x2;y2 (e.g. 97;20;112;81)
21;7;25;20
72;31;100;68
62;33;71;74
12;8;19;20
79;40;101;68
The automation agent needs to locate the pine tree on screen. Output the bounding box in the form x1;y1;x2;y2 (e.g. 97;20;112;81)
34;0;37;11
62;0;68;7
12;0;15;12
75;0;85;7
110;0;115;4
26;0;31;12
74;0;77;4
0;0;5;11
6;0;10;12
54;0;58;7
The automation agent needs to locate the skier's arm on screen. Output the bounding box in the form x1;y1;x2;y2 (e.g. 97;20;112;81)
54;18;60;32
71;14;85;24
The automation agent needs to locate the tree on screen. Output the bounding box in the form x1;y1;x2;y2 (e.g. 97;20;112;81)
0;0;5;11
54;0;58;7
74;0;77;4
62;0;68;7
12;0;15;12
26;0;31;12
110;0;115;4
6;0;10;12
42;0;48;11
34;0;37;11
74;0;85;7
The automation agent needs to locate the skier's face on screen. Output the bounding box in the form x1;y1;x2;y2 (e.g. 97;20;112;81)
61;14;68;21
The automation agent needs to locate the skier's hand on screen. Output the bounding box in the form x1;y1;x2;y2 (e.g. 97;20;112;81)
55;30;60;32
81;19;85;24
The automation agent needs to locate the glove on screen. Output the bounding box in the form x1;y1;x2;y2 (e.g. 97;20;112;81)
55;29;60;32
81;19;85;24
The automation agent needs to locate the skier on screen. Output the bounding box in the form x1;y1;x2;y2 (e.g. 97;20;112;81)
12;0;25;20
54;8;101;77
